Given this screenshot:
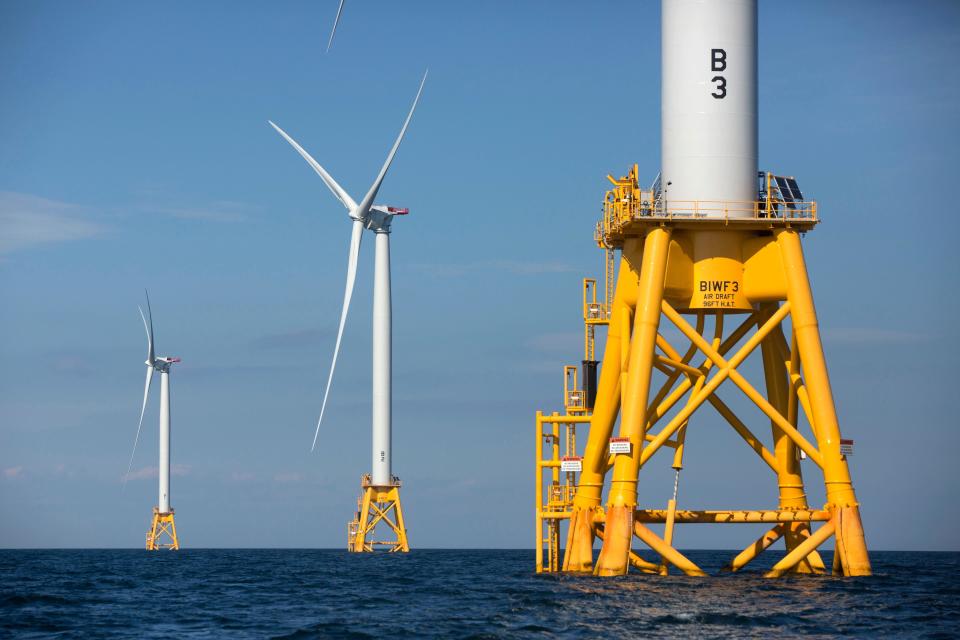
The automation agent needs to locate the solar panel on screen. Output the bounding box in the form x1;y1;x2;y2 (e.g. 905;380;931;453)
785;177;804;201
775;176;796;209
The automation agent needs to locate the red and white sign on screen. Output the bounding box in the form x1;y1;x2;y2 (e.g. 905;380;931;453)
609;437;631;454
840;439;854;456
561;456;583;473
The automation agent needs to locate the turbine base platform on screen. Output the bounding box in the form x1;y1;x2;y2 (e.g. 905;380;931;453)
534;167;870;577
347;475;409;553
146;507;179;550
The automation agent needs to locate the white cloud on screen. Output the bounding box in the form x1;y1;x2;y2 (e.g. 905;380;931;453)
0;192;104;254
124;464;190;481
273;472;305;484
142;200;250;223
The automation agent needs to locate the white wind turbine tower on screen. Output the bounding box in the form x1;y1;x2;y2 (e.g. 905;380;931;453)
125;291;182;550
269;71;426;552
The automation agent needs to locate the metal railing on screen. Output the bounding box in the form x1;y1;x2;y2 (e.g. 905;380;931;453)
565;389;585;410
600;197;818;238
585;302;609;321
547;482;576;510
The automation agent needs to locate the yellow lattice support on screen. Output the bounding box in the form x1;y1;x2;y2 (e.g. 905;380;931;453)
145;508;179;551
536;165;870;578
349;475;409;553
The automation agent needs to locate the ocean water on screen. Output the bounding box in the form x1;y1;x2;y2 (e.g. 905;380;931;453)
1;549;957;638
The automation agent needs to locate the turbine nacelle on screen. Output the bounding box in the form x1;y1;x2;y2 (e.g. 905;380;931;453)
365;205;409;233
150;356;181;371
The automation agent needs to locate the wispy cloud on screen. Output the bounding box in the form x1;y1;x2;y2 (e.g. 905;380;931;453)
2;466;24;479
0;192;105;255
273;471;305;484
0;192;250;257
140;200;251;223
411;259;576;278
124;464;190;481
252;327;331;349
822;327;930;345
52;356;95;375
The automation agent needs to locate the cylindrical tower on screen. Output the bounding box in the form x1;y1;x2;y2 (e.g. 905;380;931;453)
662;0;757;214
158;370;171;513
371;231;392;486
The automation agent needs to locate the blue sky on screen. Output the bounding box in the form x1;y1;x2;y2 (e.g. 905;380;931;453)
1;0;958;550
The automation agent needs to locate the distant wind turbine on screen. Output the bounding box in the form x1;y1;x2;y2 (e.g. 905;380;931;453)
125;291;182;550
268;71;426;553
268;70;426;465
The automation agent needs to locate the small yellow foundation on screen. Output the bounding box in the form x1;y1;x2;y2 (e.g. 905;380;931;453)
347;474;409;553
145;507;179;551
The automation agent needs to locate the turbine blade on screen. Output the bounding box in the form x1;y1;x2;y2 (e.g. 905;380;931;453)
140;292;155;365
312;218;364;451
123;365;154;489
268;120;358;212
327;0;345;52
355;70;428;216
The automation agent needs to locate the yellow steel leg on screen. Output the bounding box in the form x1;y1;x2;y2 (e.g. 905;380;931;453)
595;525;660;574
765;520;836;578
776;230;870;576
595;228;672;576
564;257;637;572
723;525;785;572
535;412;544;573
760;312;824;574
656;313;713;575
633;521;706;576
353;487;373;552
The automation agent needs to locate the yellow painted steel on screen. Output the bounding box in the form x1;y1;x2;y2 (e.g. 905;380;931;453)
633;521;706;577
594;525;660;574
765;520;836;578
348;474;409;553
631;509;831;524
145;508;179;551
760;310;826;574
724;525;785;572
535;165;870;578
594;229;672;577
564;366;585;413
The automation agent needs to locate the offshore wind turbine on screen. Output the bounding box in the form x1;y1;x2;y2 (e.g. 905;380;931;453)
269;71;426;552
125;291;182;550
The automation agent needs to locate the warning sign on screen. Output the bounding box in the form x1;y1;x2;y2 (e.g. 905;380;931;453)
561;456;583;473
840;439;854;456
609;437;631;455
